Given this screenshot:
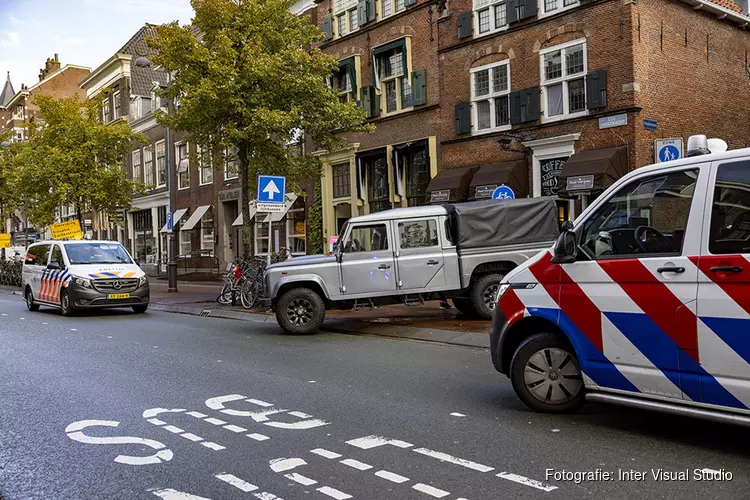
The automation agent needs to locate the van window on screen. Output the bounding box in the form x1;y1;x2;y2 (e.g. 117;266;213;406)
50;245;65;269
25;244;50;266
578;169;698;259
398;220;438;249
709;160;750;255
65;243;133;265
344;224;389;252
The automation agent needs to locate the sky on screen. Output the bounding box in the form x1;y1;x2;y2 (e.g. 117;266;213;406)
0;0;195;91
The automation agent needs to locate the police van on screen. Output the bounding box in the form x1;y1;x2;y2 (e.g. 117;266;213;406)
21;240;150;316
492;135;750;426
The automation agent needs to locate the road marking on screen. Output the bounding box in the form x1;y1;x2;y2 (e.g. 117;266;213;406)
253;493;284;500
143;408;186;418
66;420;172;466
163;425;184;434
310;448;341;459
181;433;203;442
374;470;409;483
288;411;312;419
412;483;450;498
450;413;466;417
147;418;167;426
248;433;270;441
42;322;48;325
285;473;317;486
270;458;306;472
496;472;558;492
413;448;494;473
0;313;6;316
247;398;274;407
186;411;207;418
106;335;112;338
340;458;373;471
204;418;227;426
19;317;24;320
316;486;352;500
151;488;211;499
70;328;77;331
264;417;329;430
215;473;259;492
201;441;226;451
224;424;247;433
346;436;413;449
206;394;246;411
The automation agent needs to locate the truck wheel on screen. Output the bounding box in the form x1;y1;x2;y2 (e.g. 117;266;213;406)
468;273;504;320
276;287;326;335
25;287;39;312
509;332;585;413
451;298;474;317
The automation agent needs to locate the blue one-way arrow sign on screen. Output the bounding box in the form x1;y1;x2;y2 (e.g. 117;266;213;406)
258;175;286;203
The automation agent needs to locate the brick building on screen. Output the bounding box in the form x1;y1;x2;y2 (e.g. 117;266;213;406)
313;0;750;246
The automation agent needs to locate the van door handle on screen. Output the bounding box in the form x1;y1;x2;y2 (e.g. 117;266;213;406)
710;265;744;273
656;266;685;274
427;260;439;266
378;264;391;270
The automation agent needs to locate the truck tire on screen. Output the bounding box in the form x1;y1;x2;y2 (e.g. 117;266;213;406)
275;287;326;335
451;298;474;317
468;273;503;320
509;332;585;413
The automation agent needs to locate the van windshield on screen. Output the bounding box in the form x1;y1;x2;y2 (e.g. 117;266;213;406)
65;243;133;265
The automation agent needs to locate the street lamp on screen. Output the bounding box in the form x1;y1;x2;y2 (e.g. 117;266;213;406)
134;56;178;293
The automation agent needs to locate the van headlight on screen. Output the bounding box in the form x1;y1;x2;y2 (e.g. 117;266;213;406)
74;277;92;288
496;283;536;302
138;276;148;287
496;284;511;302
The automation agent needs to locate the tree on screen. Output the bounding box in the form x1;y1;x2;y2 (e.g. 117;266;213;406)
148;0;372;257
17;94;147;229
0;132;21;258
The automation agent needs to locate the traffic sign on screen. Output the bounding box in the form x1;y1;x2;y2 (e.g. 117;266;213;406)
258;175;286;203
167;211;173;232
492;185;515;200
655;138;684;163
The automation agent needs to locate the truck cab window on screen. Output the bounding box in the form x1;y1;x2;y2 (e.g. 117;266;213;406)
578;169;698;259
709;160;750;255
344;224;389;252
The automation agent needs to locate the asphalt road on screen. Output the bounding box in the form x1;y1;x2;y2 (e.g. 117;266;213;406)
1;293;749;500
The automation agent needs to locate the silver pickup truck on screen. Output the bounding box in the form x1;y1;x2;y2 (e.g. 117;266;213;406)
263;197;560;334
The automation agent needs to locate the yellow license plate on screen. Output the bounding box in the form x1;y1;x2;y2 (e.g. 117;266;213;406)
107;293;130;299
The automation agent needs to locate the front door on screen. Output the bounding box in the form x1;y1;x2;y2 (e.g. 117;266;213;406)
694;159;750;410
571;168;702;401
24;243;51;299
394;217;446;290
340;222;397;296
41;244;69;304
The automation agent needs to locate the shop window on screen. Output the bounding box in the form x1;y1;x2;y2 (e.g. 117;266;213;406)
366;155;391;213
333;163;351;198
405;147;430;206
540;40;587;122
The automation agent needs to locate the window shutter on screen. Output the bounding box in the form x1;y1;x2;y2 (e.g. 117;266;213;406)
455;102;471;134
361;86;372;117
507;0;519;23
520;0;537;19
458;12;473;39
509;91;522;124
366;0;377;21
405;0;417;6
411;69;427;105
357;0;367;25
322;16;333;41
371;86;381;117
586;71;607;110
510;87;540;124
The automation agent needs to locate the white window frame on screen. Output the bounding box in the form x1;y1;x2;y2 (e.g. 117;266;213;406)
200;207;214;252
179;228;191;257
132;149;142;182
254;217;270;256
334;0;358;38
143;145;154;187
155;140;167;188
176;142;190;190
198;145;213;186
224;147;239;180
138;96;152;119
470;60;512;135
286;207;306;256
113;91;121;119
376;47;413;116
539;38;588;124
473;0;509;38
12;104;23;120
539;0;580;19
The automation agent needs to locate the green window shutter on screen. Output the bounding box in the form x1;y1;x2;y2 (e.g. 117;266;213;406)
411;69;427;106
357;0;368;25
360;86;372;117
371;86;380;117
321;16;333;41
455;102;471;134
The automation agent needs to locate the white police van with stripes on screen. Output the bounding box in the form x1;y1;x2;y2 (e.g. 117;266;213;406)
22;240;149;316
492;135;750;426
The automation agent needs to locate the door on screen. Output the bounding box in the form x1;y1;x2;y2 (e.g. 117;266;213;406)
42;244;70;304
571;168;703;400
24;244;51;300
694;159;750;410
340;223;397;296
394;217;446;290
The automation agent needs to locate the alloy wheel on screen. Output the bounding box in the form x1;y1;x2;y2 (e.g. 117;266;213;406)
287;298;314;326
523;347;583;405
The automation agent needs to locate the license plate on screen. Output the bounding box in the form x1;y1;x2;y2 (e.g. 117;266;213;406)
107;293;130;299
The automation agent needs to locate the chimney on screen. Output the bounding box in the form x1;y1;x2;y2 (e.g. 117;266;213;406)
44;54;61;76
38;69;44;82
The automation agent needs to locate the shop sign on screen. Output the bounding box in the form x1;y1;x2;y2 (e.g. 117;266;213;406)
218;188;241;202
474;185;496;199
566;175;595;192
541;159;566;197
430;190;450;203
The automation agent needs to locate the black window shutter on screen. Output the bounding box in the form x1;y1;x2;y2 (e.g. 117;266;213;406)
357;0;367;25
586;71;607;110
322;16;333;41
507;0;519;24
366;0;377;21
524;87;540;121
412;69;427;105
455;102;471;134
458;12;473;39
405;0;417;6
520;0;537;19
509;91;522;124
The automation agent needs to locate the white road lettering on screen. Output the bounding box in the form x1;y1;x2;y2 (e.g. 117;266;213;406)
346;436;413;449
316;486;352;500
374;470;409;484
205;394;246;411
65;420;173;466
412;483;450;498
247;433;270;441
496;472;558;492
150;488;212;499
143;408;186;418
287;411;312;419
413;448;494;473
310;448;342;459
450;413;466;417
215;473;259;492
340;458;372;471
269;458;306;472
285;473;317;486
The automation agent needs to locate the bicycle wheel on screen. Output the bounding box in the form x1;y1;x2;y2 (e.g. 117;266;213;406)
240;280;259;309
217;283;236;305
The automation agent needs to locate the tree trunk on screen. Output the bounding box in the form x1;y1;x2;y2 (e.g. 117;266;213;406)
76;200;83;237
238;142;253;259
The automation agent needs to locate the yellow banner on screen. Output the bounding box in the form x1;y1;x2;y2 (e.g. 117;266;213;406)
0;233;10;249
50;219;83;241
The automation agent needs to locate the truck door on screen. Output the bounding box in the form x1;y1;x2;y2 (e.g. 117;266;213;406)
394;217;446;290
694;158;750;410
340;222;397;296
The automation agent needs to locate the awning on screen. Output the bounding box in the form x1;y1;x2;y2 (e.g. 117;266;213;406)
468;160;529;200
231;201;258;227
159;208;187;233
557;146;629;198
425;166;480;204
180;205;211;231
269;194;299;222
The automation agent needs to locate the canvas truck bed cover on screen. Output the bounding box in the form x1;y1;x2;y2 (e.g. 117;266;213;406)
448;197;560;249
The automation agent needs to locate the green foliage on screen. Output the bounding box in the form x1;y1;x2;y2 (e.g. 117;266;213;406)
148;0;373;255
16;94;147;227
0;131;22;234
308;178;323;255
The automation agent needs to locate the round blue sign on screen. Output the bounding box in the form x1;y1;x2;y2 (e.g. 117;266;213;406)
659;144;680;162
492;185;515;200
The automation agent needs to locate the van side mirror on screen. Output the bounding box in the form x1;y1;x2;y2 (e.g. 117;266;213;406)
551;230;577;264
47;260;61;270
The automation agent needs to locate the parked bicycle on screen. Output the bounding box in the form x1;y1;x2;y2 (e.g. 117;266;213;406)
216;257;267;309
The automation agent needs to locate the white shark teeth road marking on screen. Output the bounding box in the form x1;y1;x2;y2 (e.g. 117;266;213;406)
200;441;226;451
269;458;306;472
374;470;410;484
186;411;208;418
340;458;373;471
412;483;450;498
163;425;184;434
247;433;270;441
310;448;342;459
150;488;212;499
204;418;227;426
143;408;186;418
316;486;352;500
285;473;318;486
247;398;274;407
346;436;413;449
223;424;247;433
215;473;259;492
496;472;558;492
180;433;203;442
147;419;167;426
413;448;494;473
